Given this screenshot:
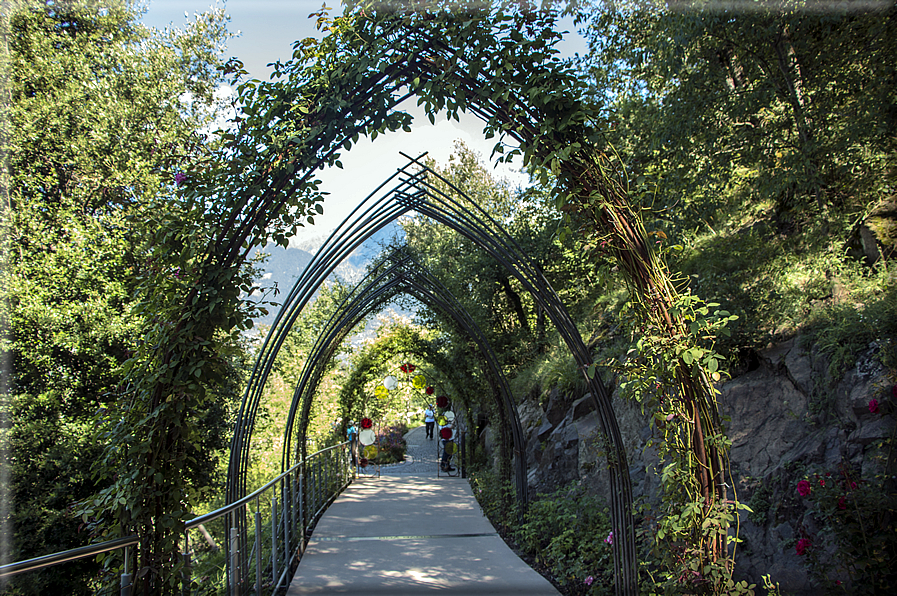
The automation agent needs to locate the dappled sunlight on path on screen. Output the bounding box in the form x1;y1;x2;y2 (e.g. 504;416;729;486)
286;435;561;594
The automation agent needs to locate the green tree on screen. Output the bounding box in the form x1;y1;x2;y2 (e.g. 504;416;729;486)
573;1;895;590
0;1;231;593
577;2;896;346
402;142;597;372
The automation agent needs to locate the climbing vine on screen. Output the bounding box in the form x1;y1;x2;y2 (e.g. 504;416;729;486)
82;1;744;593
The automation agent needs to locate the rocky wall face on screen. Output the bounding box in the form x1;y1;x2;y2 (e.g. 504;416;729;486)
505;334;894;595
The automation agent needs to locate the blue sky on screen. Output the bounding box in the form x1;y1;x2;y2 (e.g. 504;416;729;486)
142;1;589;241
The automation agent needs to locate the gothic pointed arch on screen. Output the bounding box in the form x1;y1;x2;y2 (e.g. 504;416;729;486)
229;155;637;590
119;4;732;594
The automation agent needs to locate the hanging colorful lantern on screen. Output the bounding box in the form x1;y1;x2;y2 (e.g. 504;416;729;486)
425;386;435;395
436;395;449;409
383;375;398;390
361;417;373;429
359;458;368;468
440;427;453;440
412;374;427;390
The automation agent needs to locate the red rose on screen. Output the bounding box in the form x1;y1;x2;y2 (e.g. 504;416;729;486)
795;538;811;556
838;496;846;510
869;399;880;414
797;480;811;497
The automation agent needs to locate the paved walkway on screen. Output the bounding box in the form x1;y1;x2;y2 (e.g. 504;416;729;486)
286;426;560;595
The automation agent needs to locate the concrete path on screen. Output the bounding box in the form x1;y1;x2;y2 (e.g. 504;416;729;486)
286;427;560;595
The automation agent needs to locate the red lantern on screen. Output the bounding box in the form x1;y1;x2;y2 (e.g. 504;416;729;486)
408;363;416;372
440;427;453;440
360;418;373;429
400;364;408;373
436;395;448;408
425;386;434;395
359;458;368;468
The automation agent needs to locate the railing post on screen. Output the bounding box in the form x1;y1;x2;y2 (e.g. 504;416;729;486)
282;480;289;578
229;525;240;596
180;532;191;596
254;499;262;596
315;459;322;512
291;469;298;555
120;544;132;596
271;492;278;585
298;462;305;551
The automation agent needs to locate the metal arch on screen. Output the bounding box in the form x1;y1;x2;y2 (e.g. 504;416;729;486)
227;161;427;502
282;250;524;492
400;161;637;585
203;11;583;282
403;159;636;582
227;155;637;589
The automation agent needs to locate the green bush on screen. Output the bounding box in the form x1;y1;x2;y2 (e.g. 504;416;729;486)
469;469;615;595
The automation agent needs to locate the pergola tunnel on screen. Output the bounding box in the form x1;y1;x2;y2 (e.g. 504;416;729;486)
108;7;727;595
226;155;638;591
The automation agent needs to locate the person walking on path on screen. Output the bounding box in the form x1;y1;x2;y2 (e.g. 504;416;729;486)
440;424;455;472
347;421;359;465
424;405;436;440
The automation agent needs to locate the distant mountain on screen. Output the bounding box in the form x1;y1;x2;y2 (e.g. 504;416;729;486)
249;221;406;328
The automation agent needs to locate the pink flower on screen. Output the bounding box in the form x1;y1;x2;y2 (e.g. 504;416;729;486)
605;531;614;545
868;399;879;414
818;478;825;487
174;172;187;186
584;576;594;586
795;538;811;556
797;480;811;497
838;496;847;510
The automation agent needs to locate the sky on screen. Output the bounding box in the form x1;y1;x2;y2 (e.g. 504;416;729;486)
141;1;589;244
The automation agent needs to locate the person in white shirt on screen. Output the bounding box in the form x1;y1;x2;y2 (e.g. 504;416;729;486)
424;405;435;439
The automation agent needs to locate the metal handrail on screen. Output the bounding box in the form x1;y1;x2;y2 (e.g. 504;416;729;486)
184;440;353;595
0;534;138;581
0;441;352;596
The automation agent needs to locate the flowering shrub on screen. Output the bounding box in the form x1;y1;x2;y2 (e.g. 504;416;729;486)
371;424;407;464
794;430;896;595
